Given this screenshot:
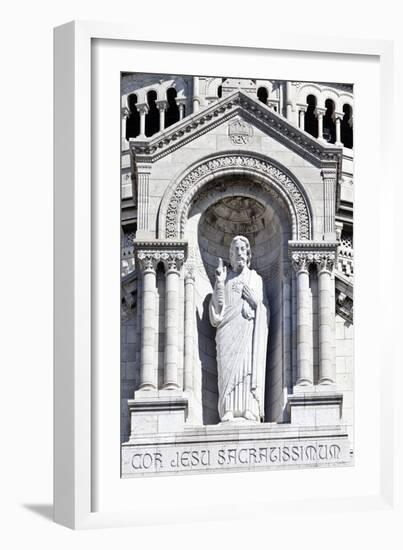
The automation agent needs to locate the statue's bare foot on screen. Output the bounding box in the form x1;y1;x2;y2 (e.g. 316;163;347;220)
244;410;257;421
221;411;234;422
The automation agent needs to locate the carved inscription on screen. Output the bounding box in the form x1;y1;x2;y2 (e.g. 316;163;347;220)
122;439;349;475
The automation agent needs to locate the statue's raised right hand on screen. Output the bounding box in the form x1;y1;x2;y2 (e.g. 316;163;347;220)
215;257;227;284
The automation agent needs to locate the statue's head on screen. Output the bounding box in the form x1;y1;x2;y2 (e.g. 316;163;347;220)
229;235;251;271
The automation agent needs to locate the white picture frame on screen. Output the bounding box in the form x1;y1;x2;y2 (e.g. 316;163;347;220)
54;20;399;530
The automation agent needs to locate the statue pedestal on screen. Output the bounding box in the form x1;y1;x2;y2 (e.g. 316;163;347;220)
128;390;188;439
287;386;343;426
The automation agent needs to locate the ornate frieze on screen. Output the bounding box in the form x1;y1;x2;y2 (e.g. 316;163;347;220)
164;154;311;240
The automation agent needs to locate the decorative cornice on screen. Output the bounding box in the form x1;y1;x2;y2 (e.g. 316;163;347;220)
129;91;343;172
288;241;338;252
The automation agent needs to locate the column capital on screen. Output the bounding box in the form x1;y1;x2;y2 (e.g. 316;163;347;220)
297;103;308;112
313;252;336;274
134;240;188;273
121;106;130;119
184;263;196;282
162;251;185;274
175;97;187;106
321;168;337;180
136;102;149;115
289;241;338;273
156;99;168;111
290;251;314;273
136;250;159;273
315;107;326;117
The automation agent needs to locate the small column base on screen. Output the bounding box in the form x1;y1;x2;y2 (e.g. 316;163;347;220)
128;392;188;438
288;388;342;426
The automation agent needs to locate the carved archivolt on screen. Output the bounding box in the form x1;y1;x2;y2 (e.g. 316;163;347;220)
160;154;312;240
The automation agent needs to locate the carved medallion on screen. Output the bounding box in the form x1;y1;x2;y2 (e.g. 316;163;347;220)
228;118;253;145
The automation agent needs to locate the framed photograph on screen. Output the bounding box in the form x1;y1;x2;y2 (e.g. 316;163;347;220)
54;21;397;529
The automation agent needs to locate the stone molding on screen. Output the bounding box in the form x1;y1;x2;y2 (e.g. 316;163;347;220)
129;90;343;170
161;153;312;241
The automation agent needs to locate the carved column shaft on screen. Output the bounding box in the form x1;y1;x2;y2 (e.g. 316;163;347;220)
156;100;167;132
163;252;185;389
317;110;324;140
299;109;306;129
292;254;313;385
335;112;344;146
193;77;200;113
121;107;129;147
137;254;157;390
184;266;195;392
136;103;149;138
316;254;336;384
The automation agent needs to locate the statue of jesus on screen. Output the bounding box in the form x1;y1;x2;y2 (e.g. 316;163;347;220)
209;235;270;423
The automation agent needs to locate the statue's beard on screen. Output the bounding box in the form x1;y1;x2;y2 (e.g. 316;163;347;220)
232;257;247;271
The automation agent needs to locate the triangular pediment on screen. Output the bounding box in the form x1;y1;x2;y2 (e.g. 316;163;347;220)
130;90;342;173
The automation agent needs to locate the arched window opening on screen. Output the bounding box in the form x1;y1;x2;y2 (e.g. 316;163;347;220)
126;94;140;139
217;85;222;98
323;99;336;143
257;87;268;105
341;104;353;149
304;94;318;138
145;90;159;137
165;87;180;128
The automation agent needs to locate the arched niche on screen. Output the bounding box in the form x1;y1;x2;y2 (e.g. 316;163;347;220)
184;175;293;425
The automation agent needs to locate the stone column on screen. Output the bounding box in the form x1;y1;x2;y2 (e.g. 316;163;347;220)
315;253;336;384
335;112;343;146
316;107;326;141
121;106;130;149
177;99;186;120
136;103;149;138
291;252;313;386
163;251;185;389
184;265;195;392
298;107;306;130
156;100;167;132
136;251;158;390
286;81;293;121
193;77;200;113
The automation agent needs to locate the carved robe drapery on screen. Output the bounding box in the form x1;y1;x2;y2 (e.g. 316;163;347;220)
209;267;269;421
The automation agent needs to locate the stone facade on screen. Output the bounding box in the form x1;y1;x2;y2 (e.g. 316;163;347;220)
120;75;354;476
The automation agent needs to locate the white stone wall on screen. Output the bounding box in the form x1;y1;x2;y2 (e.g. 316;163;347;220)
335;314;354;443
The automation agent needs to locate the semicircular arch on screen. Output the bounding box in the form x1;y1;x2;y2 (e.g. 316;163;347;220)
157;151;313;241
